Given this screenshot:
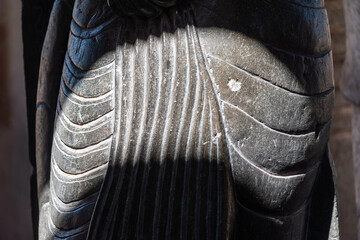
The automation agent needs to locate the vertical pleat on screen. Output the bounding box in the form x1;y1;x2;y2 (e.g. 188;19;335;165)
135;37;152;240
90;18;233;239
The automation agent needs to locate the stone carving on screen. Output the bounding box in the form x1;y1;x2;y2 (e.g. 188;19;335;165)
30;0;338;239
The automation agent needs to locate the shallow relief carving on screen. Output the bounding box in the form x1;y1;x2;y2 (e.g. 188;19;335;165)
35;0;338;239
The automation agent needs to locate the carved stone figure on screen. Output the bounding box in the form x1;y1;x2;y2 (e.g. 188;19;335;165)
24;0;338;239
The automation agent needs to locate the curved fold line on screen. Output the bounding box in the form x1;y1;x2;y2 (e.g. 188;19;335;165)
57;101;114;127
208;98;214;162
55;125;113;150
266;43;332;60
53;132;111;157
48;214;89;238
206;96;216;239
65;53;115;78
70;16;118;39
228;139;320;177
86;24;123;240
64;58;114;82
61;80;114;104
56;108;113;130
50;182;98;212
222;100;331;136
52;157;108;181
36;102;53;112
56;109;112;133
120;42;136;163
133;39;149;162
197;80;207;160
66;47;116;72
145;33;164;163
62;75;114;99
51;148;109;175
173;27;192;161
160;30;178;161
185;25;203;160
51;195;95;215
180;25;204;239
208;54;334;98
193;24;322;177
165;27;192;238
236;193;312;219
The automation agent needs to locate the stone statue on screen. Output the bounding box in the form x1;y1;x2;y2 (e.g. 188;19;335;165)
23;0;338;239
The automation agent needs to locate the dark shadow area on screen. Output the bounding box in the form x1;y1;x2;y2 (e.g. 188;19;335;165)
22;1;55;239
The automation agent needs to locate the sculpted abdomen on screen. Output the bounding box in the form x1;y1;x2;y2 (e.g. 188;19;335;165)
36;0;335;239
195;0;334;218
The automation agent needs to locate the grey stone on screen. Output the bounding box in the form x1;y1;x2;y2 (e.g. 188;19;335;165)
31;0;338;239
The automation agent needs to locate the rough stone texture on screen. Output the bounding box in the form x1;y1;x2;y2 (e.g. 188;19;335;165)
33;0;337;239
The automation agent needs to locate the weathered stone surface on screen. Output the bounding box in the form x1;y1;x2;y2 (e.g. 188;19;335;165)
33;0;337;239
197;28;334;95
209;55;334;133
223;102;330;175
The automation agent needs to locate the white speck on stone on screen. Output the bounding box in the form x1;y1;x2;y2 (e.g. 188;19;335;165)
212;133;222;143
228;79;241;92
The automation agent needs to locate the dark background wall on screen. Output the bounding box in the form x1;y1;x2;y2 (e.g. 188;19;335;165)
0;0;356;239
0;0;33;239
326;0;358;239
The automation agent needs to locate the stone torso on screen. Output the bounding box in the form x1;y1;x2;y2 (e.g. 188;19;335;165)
37;0;335;239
